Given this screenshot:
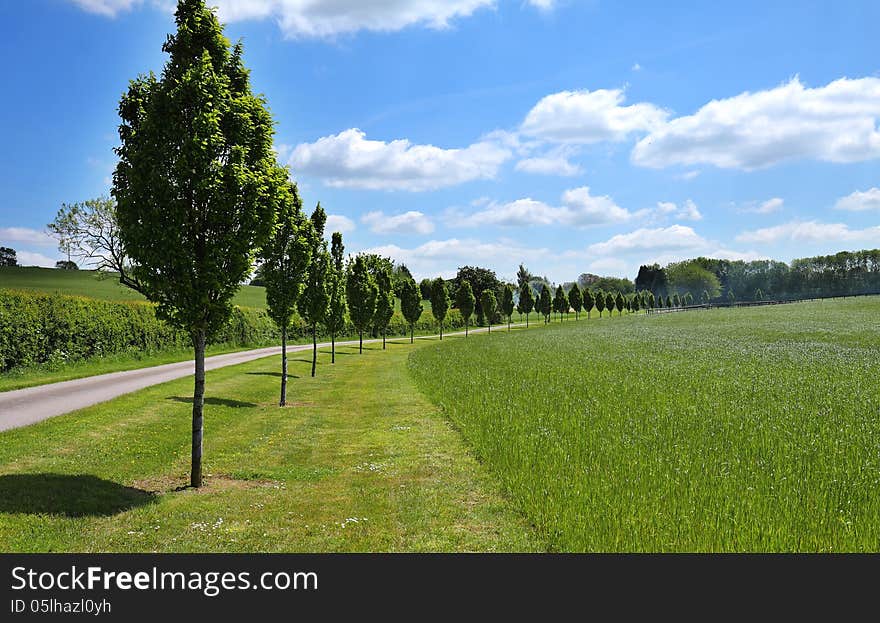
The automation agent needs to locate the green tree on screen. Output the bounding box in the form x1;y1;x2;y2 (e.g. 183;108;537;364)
259;183;311;405
701;290;710;304
606;292;616;317
431;277;450;340
501;284;515;330
755;288;764;301
727;289;736;304
583;288;594;319
685;292;694;306
615;291;624;316
594;289;606;317
347;255;378;354
481;290;497;334
454;266;502;325
553;285;568;322
568;283;582;320
455;280;476;336
517;283;534;327
673;293;681;308
648;292;655;310
665;295;673;308
539;285;552;323
0;247;16;266
113;0;281;487
373;265;395;350
632;294;641;314
325;232;347;364
400;278;423;343
298;206;331;378
419;278;432;300
516;263;533;290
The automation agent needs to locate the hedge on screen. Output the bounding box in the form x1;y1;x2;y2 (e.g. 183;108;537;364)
0;289;464;372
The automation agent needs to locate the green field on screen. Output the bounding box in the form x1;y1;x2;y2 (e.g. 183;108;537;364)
409;297;880;552
0;337;538;552
0;266;268;309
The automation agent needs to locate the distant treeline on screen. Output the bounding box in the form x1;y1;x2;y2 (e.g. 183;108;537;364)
636;249;880;302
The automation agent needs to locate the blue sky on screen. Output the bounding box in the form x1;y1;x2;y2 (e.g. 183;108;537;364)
1;0;879;282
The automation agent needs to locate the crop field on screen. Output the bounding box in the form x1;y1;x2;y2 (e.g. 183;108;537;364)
409;297;880;552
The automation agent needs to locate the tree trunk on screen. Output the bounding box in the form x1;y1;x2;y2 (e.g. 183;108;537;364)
280;327;287;407
526;313;529;328
331;332;335;364
359;331;363;354
383;328;386;350
191;328;206;488
311;325;317;378
440;323;443;340
508;317;511;331
466;318;469;337
410;324;414;344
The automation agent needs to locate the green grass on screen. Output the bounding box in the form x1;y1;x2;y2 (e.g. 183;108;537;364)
409;298;880;552
0;266;267;308
0;336;540;552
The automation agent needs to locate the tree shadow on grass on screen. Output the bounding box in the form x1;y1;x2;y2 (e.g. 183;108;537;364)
166;396;257;408
244;372;299;379
0;474;157;517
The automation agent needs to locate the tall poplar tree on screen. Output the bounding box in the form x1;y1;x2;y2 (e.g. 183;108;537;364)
456;280;476;336
113;0;282;487
430;277;450;340
553;285;568;322
260;182;311;406
299;205;331;378
373;265;395;349
568;283;582;320
501;284;515;331
347;255;377;354
517;283;534;327
583;288;594;319
615;291;625;316
595;289;606;317
400;278;423;343
325;232;347;364
481;290;497;334
539;285;551;323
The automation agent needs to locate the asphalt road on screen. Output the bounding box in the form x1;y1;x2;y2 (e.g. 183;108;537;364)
0;323;521;432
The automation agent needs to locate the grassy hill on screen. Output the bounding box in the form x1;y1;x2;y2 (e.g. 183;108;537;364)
0;266;440;313
0;266;268;308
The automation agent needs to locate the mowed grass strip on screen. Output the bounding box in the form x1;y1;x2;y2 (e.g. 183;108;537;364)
409;298;880;552
0;338;540;552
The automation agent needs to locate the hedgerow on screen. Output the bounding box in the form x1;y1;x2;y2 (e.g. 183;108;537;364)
0;289;463;372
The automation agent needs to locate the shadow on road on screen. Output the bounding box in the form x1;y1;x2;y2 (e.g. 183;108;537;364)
166;396;257;408
0;473;157;517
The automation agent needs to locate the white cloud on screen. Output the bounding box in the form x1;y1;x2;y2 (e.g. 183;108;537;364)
13;250;59;267
69;0;142;17
515;153;582;176
632;77;880;170
834;188;880;212
527;0;557;9
631;63;642;72
452;186;632;228
755;198;784;214
0;227;55;246
69;0;502;38
587;225;707;255
677;170;700;181
325;214;356;234
654;199;702;221
361;210;435;235
363;237;545;280
289;128;511;191
521;88;669;144
736;220;880;245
